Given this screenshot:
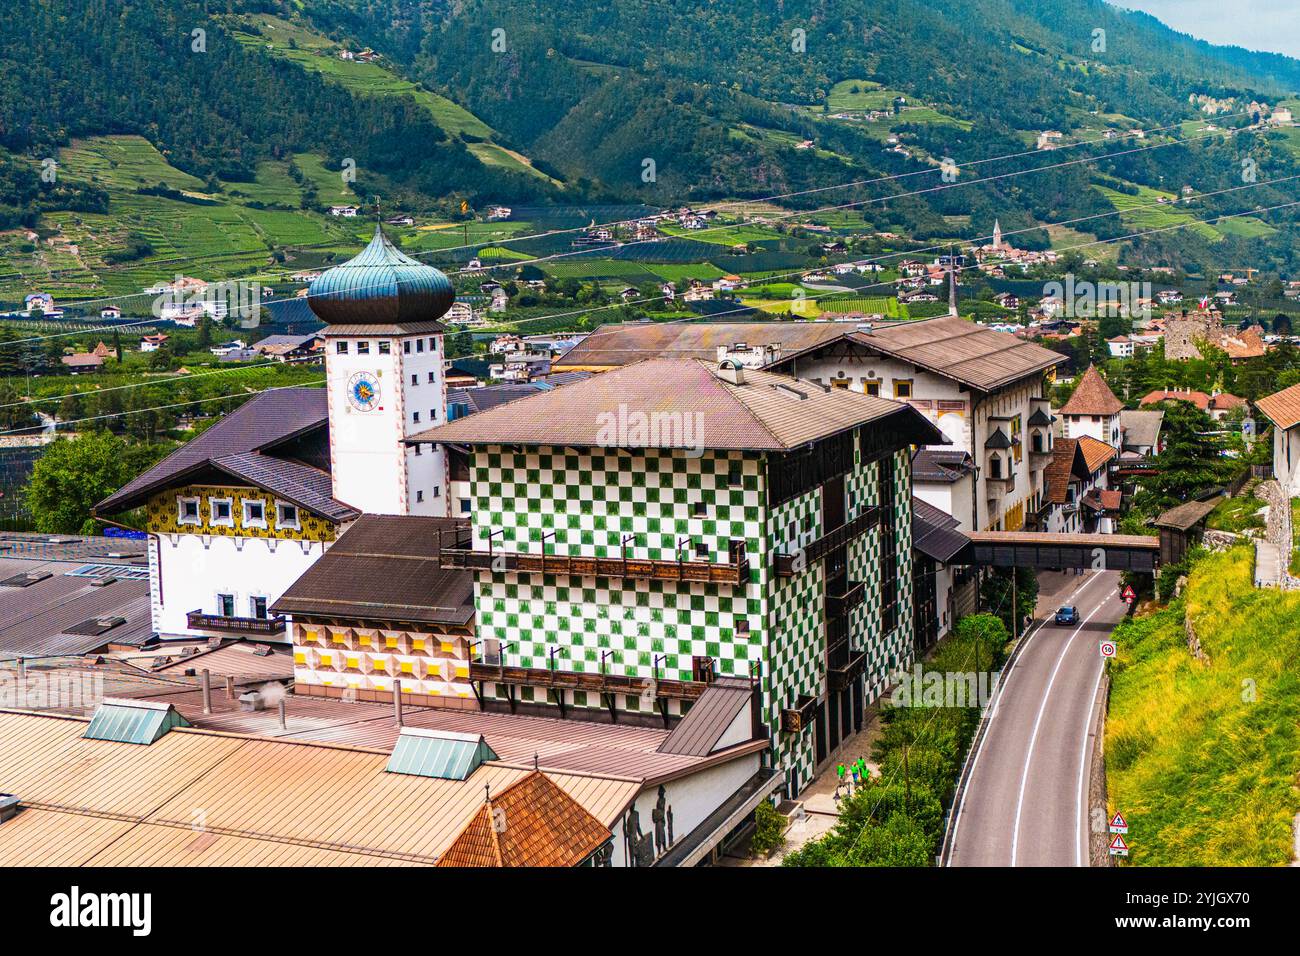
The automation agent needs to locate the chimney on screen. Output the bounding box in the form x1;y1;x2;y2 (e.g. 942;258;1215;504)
857;322;873;334
393;679;404;726
201;669;212;715
716;360;745;385
0;794;18;824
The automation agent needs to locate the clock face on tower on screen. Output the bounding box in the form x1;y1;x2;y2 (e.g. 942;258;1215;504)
347;371;381;412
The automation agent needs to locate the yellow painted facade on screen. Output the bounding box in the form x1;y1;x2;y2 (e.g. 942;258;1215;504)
292;622;473;699
147;485;338;542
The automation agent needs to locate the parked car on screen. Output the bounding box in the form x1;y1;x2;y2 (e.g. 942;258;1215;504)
1055;605;1079;625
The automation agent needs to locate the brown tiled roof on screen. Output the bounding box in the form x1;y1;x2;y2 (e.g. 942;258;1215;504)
1077;435;1118;473
843;315;1065;392
1139;388;1244;413
552;320;849;369
271;515;473;625
436;771;612;867
1044;438;1082;505
95;387;329;515
1257;381;1300;430
409;358;947;452
1059;366;1123;416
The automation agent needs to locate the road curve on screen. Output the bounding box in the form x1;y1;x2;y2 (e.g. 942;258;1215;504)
946;570;1128;867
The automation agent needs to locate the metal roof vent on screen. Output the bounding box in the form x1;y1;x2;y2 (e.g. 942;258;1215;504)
83;699;191;745
386;728;498;780
0;794;18;823
716;359;745;385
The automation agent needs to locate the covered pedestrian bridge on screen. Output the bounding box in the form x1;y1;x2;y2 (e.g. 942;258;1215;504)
964;531;1160;572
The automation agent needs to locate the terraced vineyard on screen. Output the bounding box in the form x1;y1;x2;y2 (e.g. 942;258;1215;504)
227;14;555;183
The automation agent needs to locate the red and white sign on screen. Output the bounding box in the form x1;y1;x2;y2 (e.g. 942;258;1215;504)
1109;833;1129;856
1109;811;1129;834
1121;585;1136;603
1099;640;1117;659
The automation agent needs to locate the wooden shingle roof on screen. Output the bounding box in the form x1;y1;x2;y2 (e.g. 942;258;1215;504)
436;771;612;867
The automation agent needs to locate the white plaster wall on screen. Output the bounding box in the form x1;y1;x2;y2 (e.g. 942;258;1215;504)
327;331;447;516
606;752;762;867
151;533;328;642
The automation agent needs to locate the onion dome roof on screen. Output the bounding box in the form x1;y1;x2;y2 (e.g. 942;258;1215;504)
308;226;454;325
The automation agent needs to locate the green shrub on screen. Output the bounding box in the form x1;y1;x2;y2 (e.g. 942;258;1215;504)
750;800;786;857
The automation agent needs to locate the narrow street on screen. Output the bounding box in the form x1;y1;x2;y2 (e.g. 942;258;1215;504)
946;570;1129;867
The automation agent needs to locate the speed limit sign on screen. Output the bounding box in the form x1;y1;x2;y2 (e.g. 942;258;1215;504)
1099;640;1117;659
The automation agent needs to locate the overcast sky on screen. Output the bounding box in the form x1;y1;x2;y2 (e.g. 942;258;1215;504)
1110;1;1300;58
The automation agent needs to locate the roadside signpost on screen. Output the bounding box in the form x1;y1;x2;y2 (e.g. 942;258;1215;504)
1108;833;1129;857
1099;639;1117;659
1109;811;1128;834
1121;585;1135;604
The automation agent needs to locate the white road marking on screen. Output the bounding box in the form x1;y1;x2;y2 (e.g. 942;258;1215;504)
1010;590;1110;866
945;571;1108;864
1075;648;1108;866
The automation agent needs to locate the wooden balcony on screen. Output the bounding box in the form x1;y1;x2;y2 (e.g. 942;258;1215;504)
775;507;880;577
186;610;286;636
468;661;710;701
828;647;867;692
827;580;865;618
441;541;750;587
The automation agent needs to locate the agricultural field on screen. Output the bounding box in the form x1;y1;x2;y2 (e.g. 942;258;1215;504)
657;221;786;247
1094;183;1222;242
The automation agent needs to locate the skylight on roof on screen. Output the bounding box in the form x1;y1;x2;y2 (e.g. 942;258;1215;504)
385;728;497;780
83;699;191;745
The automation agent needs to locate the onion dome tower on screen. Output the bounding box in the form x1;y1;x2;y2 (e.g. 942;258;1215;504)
311;226;452;517
308;226;455;325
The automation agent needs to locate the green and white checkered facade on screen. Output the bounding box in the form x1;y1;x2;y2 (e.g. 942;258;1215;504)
466;437;916;790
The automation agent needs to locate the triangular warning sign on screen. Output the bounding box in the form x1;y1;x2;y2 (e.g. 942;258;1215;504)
1109;811;1128;832
1109;833;1129;854
1121;586;1135;601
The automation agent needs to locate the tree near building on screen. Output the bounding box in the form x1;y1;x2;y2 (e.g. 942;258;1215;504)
22;431;168;534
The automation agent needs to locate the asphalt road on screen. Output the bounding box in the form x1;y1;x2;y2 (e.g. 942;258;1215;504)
946;570;1129;867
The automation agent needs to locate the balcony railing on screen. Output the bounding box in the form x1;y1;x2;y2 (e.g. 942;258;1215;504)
441;538;751;587
775;506;880;576
827;580;865;618
827;644;867;692
187;610;286;636
468;660;710;700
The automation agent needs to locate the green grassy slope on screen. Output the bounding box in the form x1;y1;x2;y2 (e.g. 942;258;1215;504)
1106;547;1300;865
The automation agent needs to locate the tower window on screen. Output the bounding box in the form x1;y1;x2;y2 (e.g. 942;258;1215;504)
694;542;709;560
336;341;349;354
250;596;268;619
416;339;425;353
357;341;369;354
692;500;706;517
411;374;418;386
428;338;438;352
430;409;437;421
403;341;411;354
427;371;436;383
413;411;420;423
378;341;391;355
416;490;424;503
217;593;235;617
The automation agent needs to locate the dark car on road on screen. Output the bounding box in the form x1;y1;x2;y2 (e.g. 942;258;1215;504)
1055;605;1079;625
